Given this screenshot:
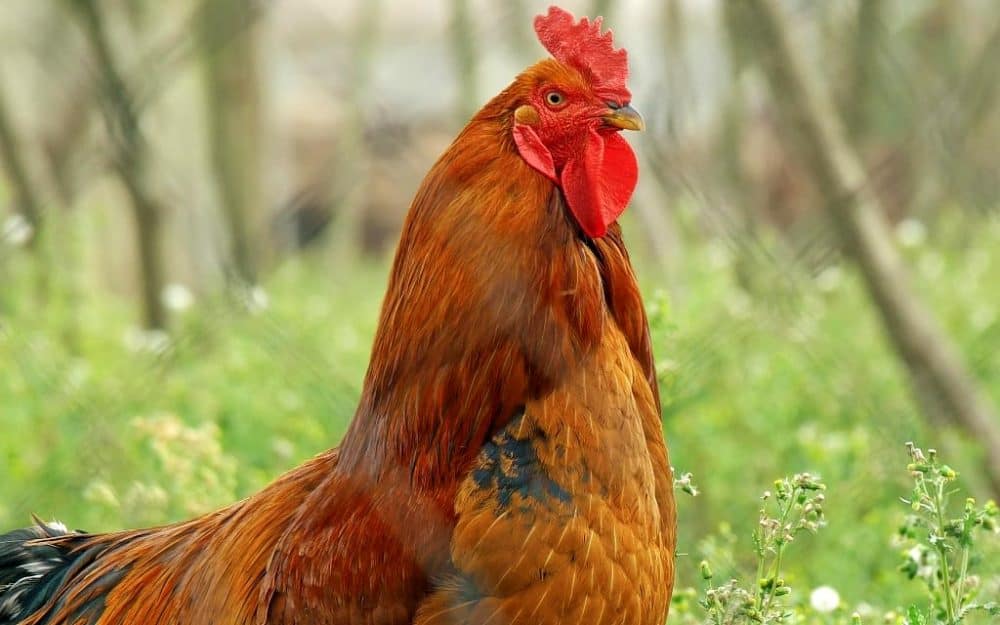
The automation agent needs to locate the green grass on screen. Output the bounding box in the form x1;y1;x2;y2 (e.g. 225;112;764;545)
1;214;999;622
0;258;383;529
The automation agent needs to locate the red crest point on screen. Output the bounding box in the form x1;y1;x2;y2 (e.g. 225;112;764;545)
533;6;631;102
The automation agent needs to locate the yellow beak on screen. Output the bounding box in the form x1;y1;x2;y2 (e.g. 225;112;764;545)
602;105;644;132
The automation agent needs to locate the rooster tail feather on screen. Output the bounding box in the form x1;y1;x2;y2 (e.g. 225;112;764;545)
0;518;79;624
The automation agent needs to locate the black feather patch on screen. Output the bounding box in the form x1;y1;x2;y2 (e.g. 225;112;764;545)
0;520;73;622
0;518;114;625
471;412;571;512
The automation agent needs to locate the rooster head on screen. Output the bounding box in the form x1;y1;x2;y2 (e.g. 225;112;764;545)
511;5;642;239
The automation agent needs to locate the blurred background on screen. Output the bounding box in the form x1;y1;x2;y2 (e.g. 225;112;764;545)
1;0;999;618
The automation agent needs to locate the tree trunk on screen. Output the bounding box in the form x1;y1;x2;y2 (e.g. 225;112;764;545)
72;0;167;330
844;0;883;144
0;76;43;249
633;0;689;277
738;0;1000;497
199;0;262;286
955;19;1000;144
326;0;382;262
0;71;54;308
449;0;479;120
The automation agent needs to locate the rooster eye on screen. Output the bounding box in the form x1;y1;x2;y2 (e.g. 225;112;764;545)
544;91;566;107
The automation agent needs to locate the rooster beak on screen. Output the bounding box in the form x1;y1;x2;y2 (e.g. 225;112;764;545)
602;104;644;132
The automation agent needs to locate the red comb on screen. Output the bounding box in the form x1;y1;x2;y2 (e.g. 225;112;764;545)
534;6;631;102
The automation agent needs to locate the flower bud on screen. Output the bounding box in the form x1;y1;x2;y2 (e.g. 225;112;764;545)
699;560;713;580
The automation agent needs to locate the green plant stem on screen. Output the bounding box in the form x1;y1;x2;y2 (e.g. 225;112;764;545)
754;485;800;618
763;489;797;614
755;539;767;609
956;544;970;613
933;479;957;623
766;544;786;613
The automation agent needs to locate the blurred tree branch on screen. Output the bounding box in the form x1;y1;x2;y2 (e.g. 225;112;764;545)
0;75;43;249
199;0;263;286
22;1;269;215
935;15;1000;215
325;0;382;261
633;0;689;277
844;0;884;144
68;0;167;330
736;0;1000;497
39;83;93;208
955;18;1000;143
449;0;479;120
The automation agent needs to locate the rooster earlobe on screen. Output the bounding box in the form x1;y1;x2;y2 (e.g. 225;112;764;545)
512;122;558;183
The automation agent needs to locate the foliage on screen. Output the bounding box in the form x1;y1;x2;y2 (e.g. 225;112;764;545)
0;258;381;530
669;447;998;625
699;473;827;625
644;212;1000;614
898;443;1000;624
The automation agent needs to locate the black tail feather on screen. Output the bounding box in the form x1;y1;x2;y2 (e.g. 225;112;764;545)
0;518;80;624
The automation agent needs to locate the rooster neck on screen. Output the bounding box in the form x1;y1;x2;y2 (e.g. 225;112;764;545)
336;116;653;496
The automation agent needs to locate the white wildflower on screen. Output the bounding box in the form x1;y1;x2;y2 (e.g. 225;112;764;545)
855;602;877;617
247;285;270;313
809;585;840;613
124;327;171;355
161;283;194;312
1;213;33;246
895;218;926;248
815;264;842;293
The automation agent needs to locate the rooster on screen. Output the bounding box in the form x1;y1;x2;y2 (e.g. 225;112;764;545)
0;6;675;624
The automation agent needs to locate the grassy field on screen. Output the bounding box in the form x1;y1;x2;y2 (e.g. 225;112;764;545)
2;214;999;623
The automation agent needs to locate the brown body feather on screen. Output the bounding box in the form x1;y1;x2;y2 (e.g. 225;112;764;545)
4;60;675;625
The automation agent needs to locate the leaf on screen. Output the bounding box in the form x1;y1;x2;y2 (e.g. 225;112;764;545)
905;605;927;625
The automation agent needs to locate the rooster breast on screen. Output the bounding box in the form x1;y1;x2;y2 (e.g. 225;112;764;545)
414;313;675;625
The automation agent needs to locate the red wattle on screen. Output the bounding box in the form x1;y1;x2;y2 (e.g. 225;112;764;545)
560;129;637;238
